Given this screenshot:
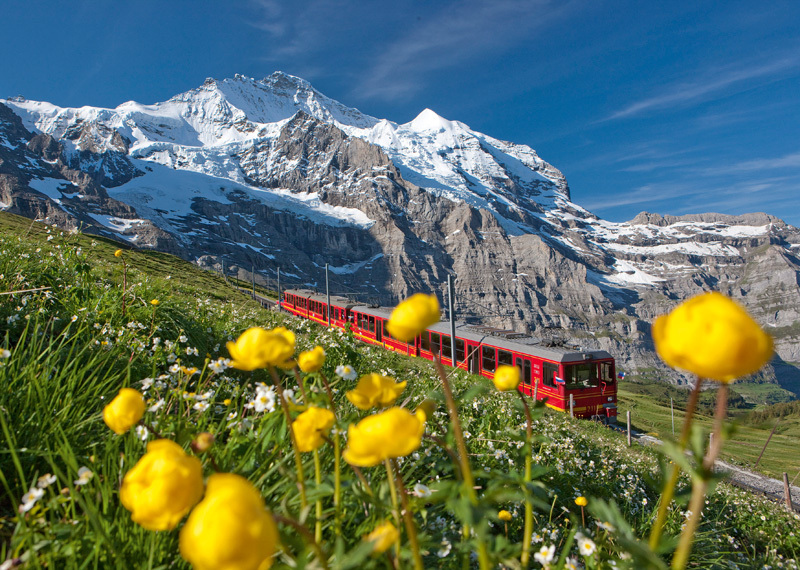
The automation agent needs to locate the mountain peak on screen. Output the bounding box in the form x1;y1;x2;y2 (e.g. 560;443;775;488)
408;108;455;133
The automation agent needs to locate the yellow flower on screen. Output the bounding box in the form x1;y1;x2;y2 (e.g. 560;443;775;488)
114;249;123;257
346;373;407;410
226;326;296;370
150;299;160;306
652;292;773;382
297;346;326;373
493;365;521;392
120;440;204;531
415;399;436;422
385;293;440;342
498;509;513;522
365;521;399;554
103;388;145;434
293;406;335;452
192;432;215;453
343;407;425;467
575;496;588;507
179;473;279;570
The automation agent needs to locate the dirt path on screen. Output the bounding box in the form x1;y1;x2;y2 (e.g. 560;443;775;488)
634;433;800;513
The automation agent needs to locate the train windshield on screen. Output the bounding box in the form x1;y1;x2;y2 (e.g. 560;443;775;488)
563;361;615;389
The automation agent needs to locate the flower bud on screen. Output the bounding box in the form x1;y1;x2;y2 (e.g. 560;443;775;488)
492;365;520;392
385;294;440;342
103;388;145;435
653;292;773;382
192;432;215;453
120;440;204;531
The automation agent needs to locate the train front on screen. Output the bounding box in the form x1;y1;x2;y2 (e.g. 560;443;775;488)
560;352;618;423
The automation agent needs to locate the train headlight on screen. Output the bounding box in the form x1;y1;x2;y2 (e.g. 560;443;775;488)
608;397;613;402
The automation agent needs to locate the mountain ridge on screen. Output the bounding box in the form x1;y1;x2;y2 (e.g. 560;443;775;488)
2;73;799;392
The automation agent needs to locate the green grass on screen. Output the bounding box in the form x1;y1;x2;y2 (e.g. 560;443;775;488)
619;382;800;480
2;210;799;570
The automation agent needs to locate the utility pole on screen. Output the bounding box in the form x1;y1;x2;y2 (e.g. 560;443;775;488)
251;265;255;299
277;268;281;308
325;263;331;326
448;275;457;366
671;397;675;436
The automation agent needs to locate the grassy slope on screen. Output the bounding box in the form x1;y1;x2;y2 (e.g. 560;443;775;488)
1;210;799;569
619;383;800;480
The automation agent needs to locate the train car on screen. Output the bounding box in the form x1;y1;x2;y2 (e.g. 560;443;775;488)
281;289;617;422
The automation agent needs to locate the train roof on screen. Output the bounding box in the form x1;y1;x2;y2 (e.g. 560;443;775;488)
283;289;613;363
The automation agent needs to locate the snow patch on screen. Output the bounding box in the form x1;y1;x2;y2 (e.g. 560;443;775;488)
328;253;384;275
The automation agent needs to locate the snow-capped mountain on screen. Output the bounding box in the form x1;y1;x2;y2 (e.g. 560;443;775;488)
2;72;799;392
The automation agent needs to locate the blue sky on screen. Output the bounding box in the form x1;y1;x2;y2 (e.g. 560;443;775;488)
4;0;800;226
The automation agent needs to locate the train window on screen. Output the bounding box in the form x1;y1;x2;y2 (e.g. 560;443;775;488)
564;363;599;389
498;350;513;367
431;333;440;355
441;335;452;358
455;338;465;361
368;316;376;333
600;362;614;382
421;332;431;352
542;362;558;388
482;346;496;372
323;305;327;321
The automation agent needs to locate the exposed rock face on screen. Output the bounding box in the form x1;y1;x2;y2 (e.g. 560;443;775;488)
0;103;176;249
2;75;799;395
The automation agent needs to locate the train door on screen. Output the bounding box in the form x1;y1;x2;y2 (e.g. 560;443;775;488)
375;319;382;343
515;356;532;395
467;342;480;373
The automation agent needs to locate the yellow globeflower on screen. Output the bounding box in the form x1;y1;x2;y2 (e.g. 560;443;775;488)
346;373;407;410
150;299;160;306
498;509;513;522
180;473;279;570
103;388;145;434
385;293;440;342
652;292;773;382
365;521;399;555
293;406;335;452
493;365;521;392
227;326;296;370
343;407;425;467
120;440;204;531
575;496;588;507
297;346;326;373
114;249;123;257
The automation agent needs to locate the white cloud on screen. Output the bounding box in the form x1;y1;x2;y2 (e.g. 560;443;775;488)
604;55;799;121
355;0;575;101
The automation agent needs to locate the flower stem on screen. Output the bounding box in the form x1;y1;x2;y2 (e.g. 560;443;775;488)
293;368;308;403
433;356;490;570
273;513;329;570
392;459;424;570
320;372;336;412
384;459;402;557
121;258;127;318
334;430;342;536
519;392;534;568
269;367;307;508
671;382;728;569
649;376;704;549
314;449;323;542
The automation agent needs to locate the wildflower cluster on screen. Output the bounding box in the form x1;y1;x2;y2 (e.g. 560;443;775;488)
2;224;794;570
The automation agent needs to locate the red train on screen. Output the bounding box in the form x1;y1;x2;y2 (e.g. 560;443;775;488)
281;288;618;422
